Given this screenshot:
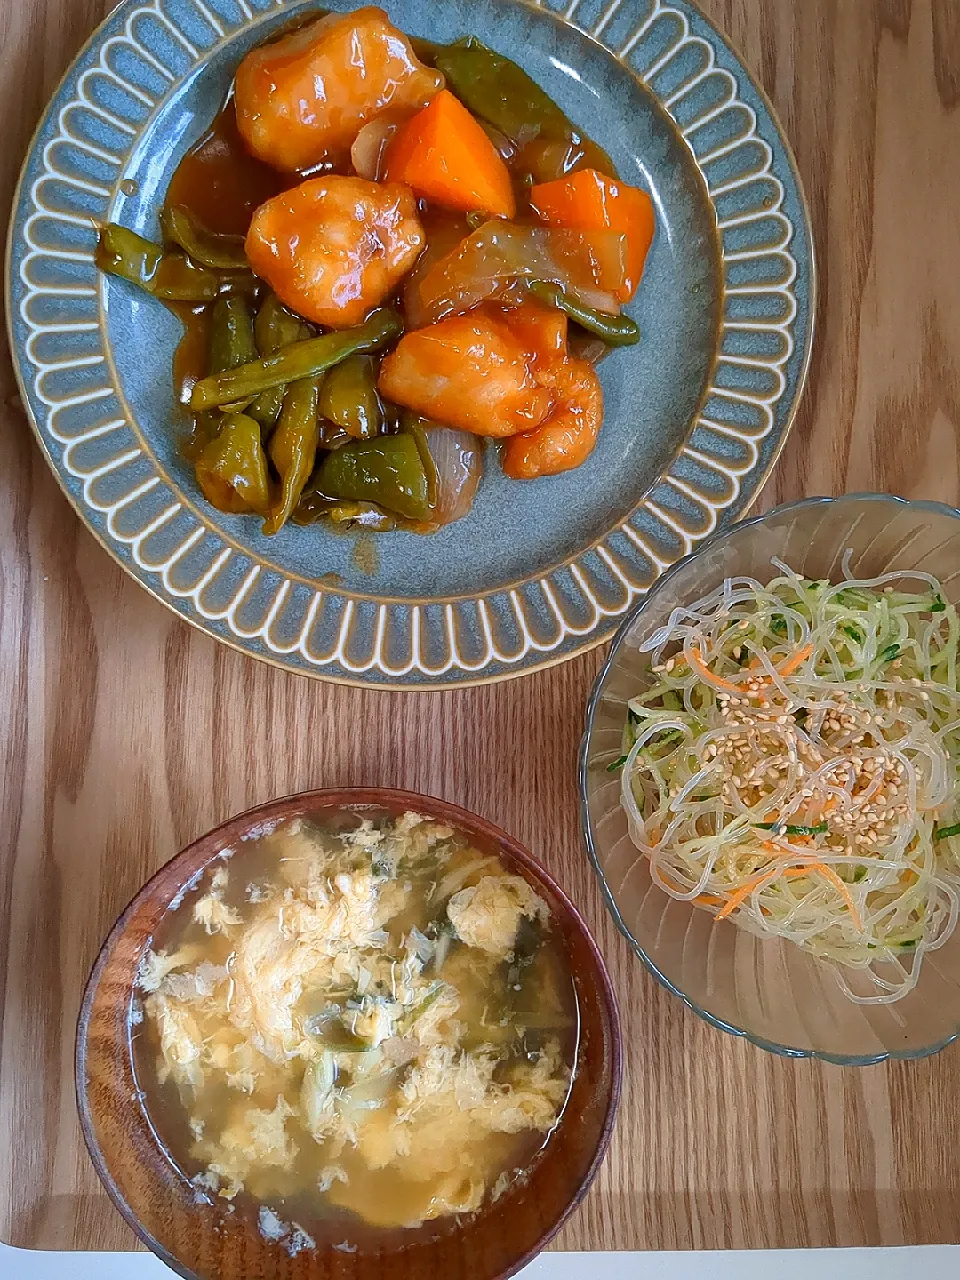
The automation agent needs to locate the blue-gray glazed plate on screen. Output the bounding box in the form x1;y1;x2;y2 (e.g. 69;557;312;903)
7;0;814;689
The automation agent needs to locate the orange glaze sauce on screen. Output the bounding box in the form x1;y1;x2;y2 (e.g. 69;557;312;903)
165;94;287;235
165;96;285;419
161;16;611;527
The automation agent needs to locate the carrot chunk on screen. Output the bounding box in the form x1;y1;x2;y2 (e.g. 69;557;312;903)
386;89;516;218
530;168;654;302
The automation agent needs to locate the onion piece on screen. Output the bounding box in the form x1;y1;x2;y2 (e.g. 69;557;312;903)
478;120;517;163
402;212;471;328
568;332;612;366
350;112;406;181
414;221;628;325
423;426;483;527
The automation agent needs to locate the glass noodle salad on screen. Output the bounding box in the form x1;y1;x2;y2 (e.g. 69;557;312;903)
614;556;960;1003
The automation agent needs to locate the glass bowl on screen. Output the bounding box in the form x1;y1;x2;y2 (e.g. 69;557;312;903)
580;494;960;1065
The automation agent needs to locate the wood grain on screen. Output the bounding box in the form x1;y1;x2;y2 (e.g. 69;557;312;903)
2;0;960;1256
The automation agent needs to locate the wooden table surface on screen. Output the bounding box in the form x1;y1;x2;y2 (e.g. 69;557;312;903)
2;0;960;1256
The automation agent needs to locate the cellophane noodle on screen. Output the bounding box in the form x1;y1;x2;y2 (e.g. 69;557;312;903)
616;555;960;1003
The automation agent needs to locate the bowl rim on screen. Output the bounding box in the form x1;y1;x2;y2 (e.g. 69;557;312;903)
579;492;960;1067
76;786;623;1280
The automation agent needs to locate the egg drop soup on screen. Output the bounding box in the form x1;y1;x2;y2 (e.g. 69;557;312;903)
134;809;577;1246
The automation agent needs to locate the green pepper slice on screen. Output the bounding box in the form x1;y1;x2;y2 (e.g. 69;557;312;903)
318;354;384;440
316;434;431;521
255;292;308;354
95;223;245;302
95;223;161;286
190;309;403;411
400;413;439;512
195;412;271;515
181;411;220;463
208;296;258;374
292;492;397;531
434;38;615;182
161;205;249;271
248;294;310;430
530;280;640;346
150;254;224;302
263;379;320;536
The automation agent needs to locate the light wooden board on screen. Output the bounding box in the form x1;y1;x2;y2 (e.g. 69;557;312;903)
2;0;960;1255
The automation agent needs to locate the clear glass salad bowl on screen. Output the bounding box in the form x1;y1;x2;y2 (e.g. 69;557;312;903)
580;494;960;1064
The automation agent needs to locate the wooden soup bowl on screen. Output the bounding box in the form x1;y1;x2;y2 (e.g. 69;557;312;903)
77;788;621;1280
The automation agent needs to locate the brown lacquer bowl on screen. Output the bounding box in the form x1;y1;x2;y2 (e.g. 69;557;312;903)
77;788;621;1280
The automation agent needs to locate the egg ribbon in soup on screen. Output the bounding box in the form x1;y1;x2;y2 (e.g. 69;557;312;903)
135;811;576;1234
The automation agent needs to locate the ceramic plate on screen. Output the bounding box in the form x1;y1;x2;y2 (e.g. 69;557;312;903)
7;0;814;688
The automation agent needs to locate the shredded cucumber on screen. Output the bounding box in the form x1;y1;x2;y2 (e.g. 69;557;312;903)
614;555;960;1004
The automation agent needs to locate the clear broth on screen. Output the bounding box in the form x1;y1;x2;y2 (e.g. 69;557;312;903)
132;810;578;1252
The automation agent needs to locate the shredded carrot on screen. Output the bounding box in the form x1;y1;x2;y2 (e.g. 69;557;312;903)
656;865;726;911
687;646;745;694
813;863;864;931
686;642;815;696
715;866;808;921
762;838;812;853
777;642;815;678
715;861;862;930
